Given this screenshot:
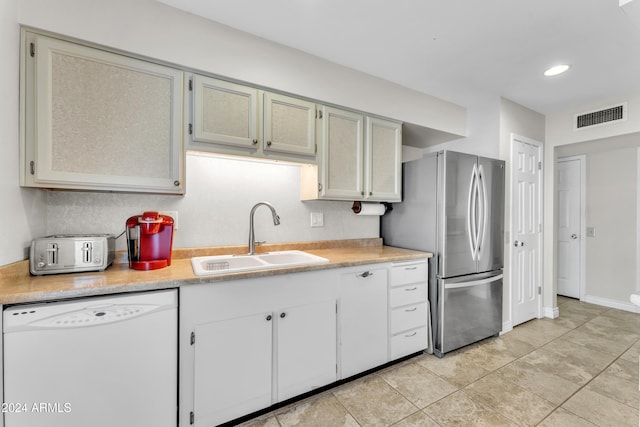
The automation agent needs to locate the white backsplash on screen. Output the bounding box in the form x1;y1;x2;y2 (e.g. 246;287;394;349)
46;153;379;251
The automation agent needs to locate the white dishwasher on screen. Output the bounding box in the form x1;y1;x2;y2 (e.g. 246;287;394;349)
3;289;177;427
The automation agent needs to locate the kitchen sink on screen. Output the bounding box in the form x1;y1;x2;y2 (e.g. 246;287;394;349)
191;250;329;276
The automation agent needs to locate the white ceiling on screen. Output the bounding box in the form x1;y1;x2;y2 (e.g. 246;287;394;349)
157;0;640;115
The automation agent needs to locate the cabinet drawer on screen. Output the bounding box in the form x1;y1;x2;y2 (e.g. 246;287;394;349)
389;261;428;287
390;327;427;360
390;303;427;335
389;282;427;308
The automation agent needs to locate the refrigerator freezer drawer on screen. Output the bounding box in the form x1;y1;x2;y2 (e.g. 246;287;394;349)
389;282;427;308
433;272;503;357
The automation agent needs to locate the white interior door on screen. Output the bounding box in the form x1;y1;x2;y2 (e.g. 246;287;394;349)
510;135;542;327
556;157;584;299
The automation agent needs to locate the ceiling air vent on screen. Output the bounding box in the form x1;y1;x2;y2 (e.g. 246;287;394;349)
574;103;627;130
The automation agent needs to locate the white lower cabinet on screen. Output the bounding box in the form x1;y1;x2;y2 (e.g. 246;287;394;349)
390;326;428;360
191;301;336;426
388;260;430;360
180;271;337;427
276;301;337;401
194;313;273;426
339;266;388;378
180;259;429;426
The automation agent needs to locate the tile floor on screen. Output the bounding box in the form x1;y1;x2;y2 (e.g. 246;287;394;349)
239;297;640;426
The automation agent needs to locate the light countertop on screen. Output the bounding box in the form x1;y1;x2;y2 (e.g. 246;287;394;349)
0;239;431;305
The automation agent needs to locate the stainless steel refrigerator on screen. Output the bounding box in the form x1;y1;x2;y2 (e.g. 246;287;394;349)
381;150;505;357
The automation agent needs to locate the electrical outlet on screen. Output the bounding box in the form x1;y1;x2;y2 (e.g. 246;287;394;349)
310;212;324;228
160;211;179;230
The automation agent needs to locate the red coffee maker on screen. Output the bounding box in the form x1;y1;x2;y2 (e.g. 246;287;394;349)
126;212;174;270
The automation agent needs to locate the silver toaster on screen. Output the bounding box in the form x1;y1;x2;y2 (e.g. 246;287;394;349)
30;234;116;275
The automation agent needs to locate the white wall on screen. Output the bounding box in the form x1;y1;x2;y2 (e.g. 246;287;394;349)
556;133;640;311
0;0;46;266
424;95;501;158
545;94;640;313
47;153;378;251
546;94;640;146
584;148;637;305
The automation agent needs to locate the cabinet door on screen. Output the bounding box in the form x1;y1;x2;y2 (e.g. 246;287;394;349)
319;106;364;199
22;32;184;194
193;313;273;427
192;75;259;149
365;117;402;202
340;267;388;378
276;300;337;402
264;92;316;157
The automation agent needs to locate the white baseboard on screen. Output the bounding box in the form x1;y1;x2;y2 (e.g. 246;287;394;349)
582;294;640;313
500;320;513;335
543;305;559;319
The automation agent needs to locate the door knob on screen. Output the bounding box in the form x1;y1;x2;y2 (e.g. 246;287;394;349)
571;234;578;239
514;240;524;247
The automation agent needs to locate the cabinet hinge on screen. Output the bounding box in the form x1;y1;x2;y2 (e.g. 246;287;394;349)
316;109;323;119
190;411;194;425
188;79;193;91
315;143;317;155
538;161;542;170
29;42;35;58
190;331;195;345
29;161;35;175
188;123;193;135
538;286;542;295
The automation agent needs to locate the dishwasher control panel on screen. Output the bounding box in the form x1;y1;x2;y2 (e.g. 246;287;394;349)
3;290;177;332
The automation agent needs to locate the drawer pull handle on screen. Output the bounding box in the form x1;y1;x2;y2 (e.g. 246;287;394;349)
404;307;418;312
405;287;418;291
405;266;417;270
405;331;417;337
359;271;373;278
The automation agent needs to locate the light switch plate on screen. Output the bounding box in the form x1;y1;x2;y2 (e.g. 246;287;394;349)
310;212;324;227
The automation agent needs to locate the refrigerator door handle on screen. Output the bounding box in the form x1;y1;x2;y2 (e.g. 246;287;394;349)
444;273;503;289
477;164;488;257
468;163;479;261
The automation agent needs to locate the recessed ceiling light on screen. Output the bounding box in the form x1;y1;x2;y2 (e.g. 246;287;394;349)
544;64;571;77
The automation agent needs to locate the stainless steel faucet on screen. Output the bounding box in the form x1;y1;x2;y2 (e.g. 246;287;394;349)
248;202;280;255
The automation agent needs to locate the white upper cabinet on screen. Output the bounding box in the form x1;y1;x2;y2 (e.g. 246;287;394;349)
263;92;316;157
365;116;402;202
20;31;185;194
191;75;259;149
318;106;365;199
302;106;402;202
189;77;317;162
